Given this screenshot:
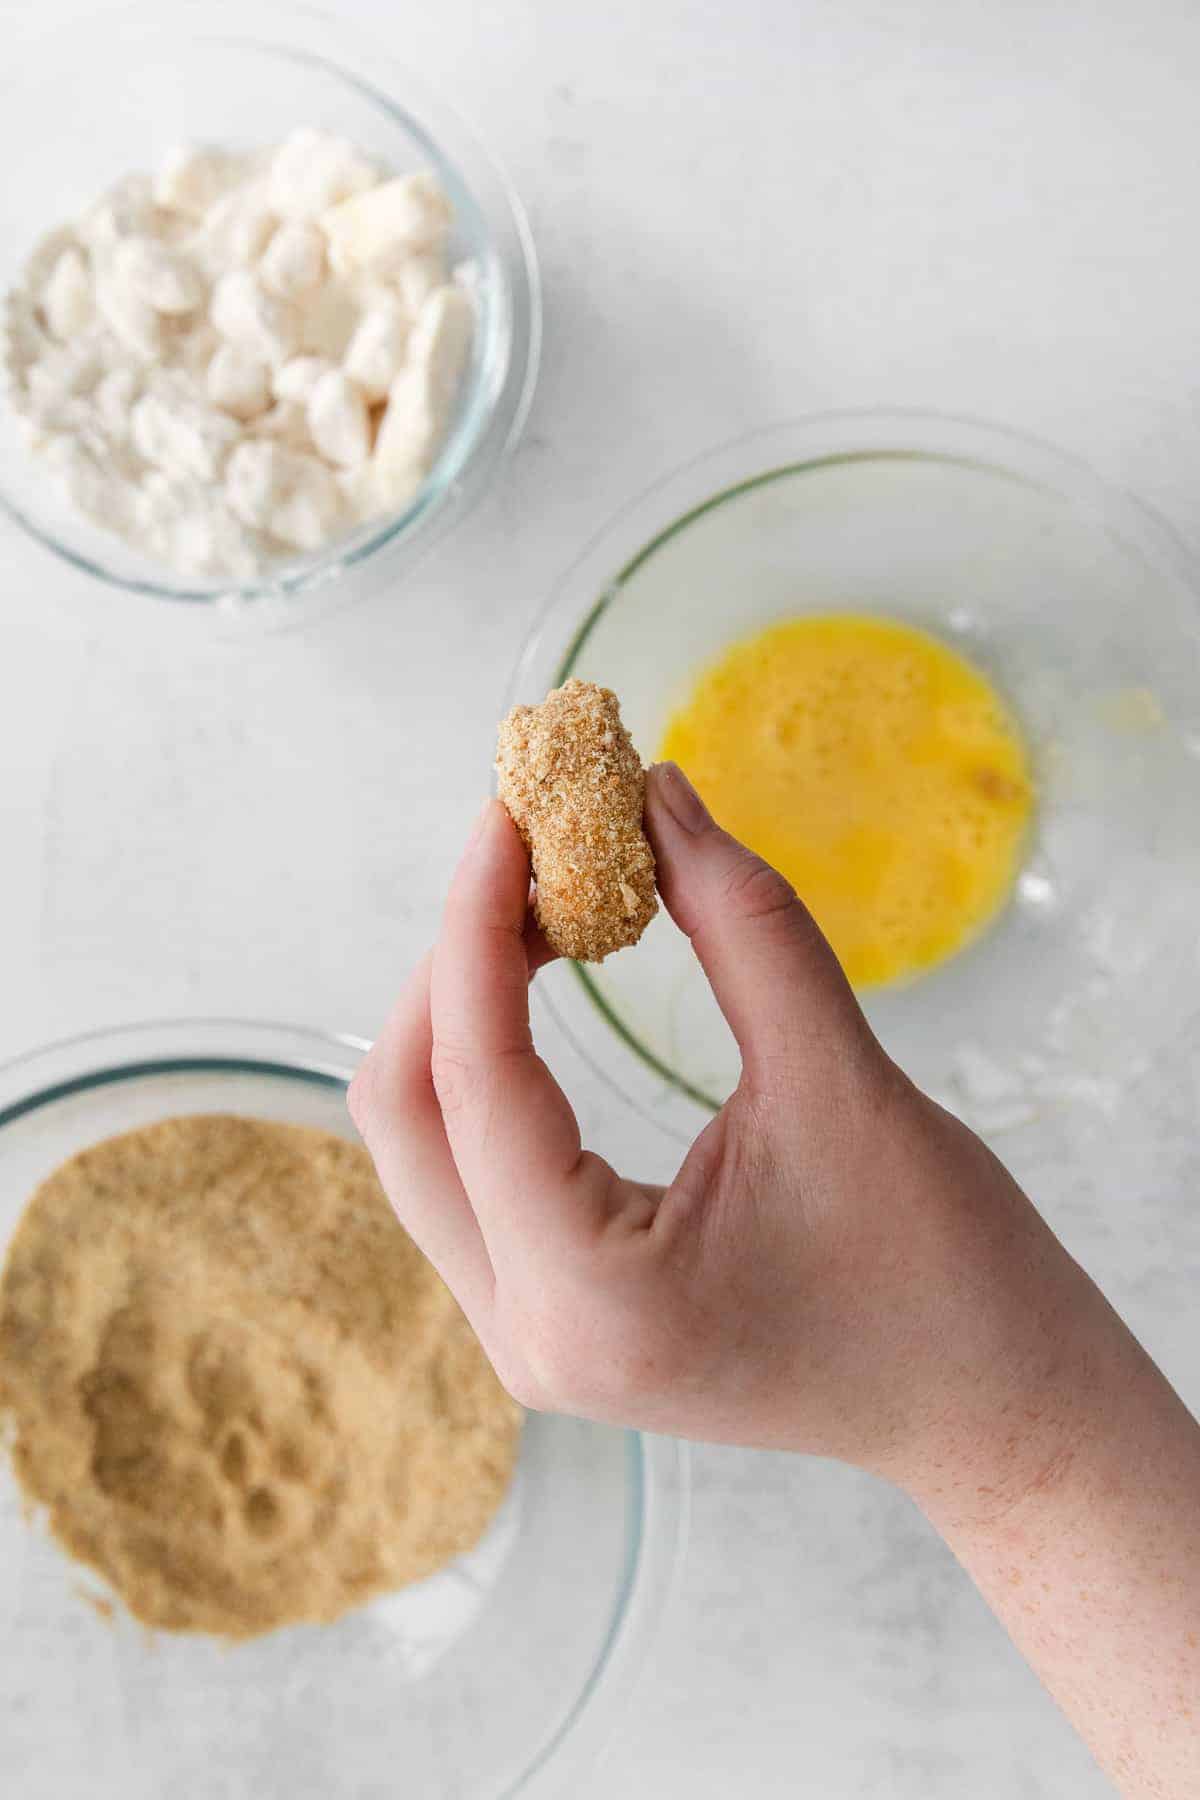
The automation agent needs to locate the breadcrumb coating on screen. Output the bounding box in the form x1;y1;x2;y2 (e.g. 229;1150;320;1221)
496;679;658;962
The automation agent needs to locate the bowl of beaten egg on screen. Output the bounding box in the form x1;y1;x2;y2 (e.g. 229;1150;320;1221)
512;413;1200;1147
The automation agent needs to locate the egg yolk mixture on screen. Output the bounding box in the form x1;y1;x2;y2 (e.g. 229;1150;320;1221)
660;614;1034;988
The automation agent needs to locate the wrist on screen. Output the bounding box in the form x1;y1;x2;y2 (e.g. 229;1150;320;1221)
899;1250;1137;1540
846;1097;1128;1531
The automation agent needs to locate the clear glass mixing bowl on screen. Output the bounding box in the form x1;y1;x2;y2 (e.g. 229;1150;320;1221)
509;412;1200;1150
0;1021;687;1800
0;3;540;611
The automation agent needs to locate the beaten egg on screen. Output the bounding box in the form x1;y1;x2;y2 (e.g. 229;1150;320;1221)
660;614;1034;988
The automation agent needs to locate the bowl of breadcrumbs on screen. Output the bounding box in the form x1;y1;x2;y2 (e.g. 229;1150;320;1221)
0;1019;686;1800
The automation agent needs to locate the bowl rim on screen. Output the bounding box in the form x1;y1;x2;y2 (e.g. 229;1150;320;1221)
0;0;542;608
506;407;1200;1143
0;1014;690;1797
0;1015;369;1124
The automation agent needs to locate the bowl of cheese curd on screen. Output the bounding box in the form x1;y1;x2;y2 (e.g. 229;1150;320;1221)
0;2;539;612
511;412;1200;1150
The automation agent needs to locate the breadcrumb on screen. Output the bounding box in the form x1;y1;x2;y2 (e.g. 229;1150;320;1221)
496;679;657;962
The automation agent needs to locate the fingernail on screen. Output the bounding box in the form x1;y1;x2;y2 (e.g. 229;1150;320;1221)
654;762;711;834
465;797;495;853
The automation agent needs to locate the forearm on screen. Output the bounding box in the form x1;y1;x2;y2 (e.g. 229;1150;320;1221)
913;1272;1200;1798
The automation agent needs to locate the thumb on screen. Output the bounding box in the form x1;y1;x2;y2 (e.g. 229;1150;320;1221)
644;762;876;1085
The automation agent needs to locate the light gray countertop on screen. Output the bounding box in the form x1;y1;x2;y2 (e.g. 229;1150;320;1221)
3;1;1198;1792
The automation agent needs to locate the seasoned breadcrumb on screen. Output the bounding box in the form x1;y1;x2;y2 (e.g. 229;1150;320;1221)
496;679;657;962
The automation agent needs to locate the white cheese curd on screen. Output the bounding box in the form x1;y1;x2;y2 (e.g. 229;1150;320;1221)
111;237;206;316
395;250;448;316
154;145;246;219
93;366;142;443
206;344;272;421
409;285;474;414
210;268;299;367
373;284;473;507
259;222;326;299
41;249;94;340
225;439;343;549
293;279;365;362
191;182;278;275
93;266;164;361
79;175;157;251
267;128;377;223
250;397;315;452
129;373;240;482
271;354;334;404
343;303;410;404
322;173;451;277
1;131;476;582
307;369;371;468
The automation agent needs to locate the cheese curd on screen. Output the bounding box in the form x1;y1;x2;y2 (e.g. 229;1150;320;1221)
1;128;476;581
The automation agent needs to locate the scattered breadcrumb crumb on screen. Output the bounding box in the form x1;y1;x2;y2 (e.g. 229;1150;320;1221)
496;679;657;962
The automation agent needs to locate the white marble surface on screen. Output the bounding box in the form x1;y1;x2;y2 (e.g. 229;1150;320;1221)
3;0;1200;1793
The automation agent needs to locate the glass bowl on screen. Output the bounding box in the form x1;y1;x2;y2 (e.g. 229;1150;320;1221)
509;412;1200;1149
0;1021;687;1800
0;3;540;611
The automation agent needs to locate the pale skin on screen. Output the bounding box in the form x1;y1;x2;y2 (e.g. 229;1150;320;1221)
349;761;1200;1798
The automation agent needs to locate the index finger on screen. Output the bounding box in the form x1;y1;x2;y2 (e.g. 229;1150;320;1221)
429;801;605;1244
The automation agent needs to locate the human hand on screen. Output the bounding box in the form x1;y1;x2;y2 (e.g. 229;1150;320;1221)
349;763;1089;1496
351;763;1200;1796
